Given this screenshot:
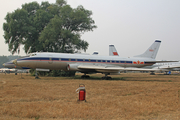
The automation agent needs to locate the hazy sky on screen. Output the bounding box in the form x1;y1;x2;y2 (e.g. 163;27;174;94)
1;0;180;60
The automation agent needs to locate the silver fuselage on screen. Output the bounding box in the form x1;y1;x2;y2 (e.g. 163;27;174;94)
14;52;156;73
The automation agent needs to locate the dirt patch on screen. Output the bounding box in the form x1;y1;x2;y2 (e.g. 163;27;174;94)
0;80;6;84
0;73;179;120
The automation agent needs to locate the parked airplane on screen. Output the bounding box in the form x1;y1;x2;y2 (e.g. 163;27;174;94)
143;62;180;74
12;40;177;79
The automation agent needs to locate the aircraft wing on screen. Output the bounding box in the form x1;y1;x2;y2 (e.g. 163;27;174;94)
158;65;180;70
146;61;179;63
77;65;159;73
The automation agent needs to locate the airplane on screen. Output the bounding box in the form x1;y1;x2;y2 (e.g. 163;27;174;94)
109;43;180;74
0;68;17;74
143;62;180;74
12;40;178;79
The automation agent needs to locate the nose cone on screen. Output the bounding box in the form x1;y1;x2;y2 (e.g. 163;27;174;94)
3;63;9;67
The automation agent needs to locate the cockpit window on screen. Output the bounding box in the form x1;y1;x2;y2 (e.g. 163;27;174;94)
31;53;37;56
28;53;37;57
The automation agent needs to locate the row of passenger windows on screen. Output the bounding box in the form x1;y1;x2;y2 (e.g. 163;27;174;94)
49;58;132;63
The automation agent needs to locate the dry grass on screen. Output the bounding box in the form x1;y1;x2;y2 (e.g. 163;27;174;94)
0;72;180;120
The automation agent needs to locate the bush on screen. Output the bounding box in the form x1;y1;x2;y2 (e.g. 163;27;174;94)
29;69;76;77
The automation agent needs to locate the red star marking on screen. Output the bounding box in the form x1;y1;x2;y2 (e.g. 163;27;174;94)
113;52;118;55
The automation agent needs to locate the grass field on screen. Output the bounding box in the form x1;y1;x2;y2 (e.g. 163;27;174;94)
0;73;180;120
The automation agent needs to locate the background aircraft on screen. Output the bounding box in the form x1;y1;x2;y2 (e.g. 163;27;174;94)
143;62;180;74
0;68;17;74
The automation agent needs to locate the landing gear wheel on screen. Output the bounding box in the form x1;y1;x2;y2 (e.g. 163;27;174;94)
150;72;155;75
35;70;39;79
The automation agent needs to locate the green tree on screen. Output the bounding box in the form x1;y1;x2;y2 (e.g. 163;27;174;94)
39;4;95;53
7;55;20;61
3;2;52;54
3;0;97;54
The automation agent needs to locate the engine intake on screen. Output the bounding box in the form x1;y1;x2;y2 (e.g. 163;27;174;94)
67;64;79;71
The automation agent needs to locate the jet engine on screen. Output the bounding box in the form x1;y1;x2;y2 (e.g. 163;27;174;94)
67;64;79;71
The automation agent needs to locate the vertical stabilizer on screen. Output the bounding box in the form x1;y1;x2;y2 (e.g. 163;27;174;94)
109;45;119;56
134;40;161;59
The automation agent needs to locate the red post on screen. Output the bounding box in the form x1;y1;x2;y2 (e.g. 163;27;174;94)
79;89;86;101
76;84;86;102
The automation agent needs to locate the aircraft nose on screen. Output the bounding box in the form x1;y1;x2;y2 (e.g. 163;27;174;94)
13;59;17;65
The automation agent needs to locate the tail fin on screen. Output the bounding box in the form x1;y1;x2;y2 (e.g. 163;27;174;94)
109;45;119;56
134;40;161;59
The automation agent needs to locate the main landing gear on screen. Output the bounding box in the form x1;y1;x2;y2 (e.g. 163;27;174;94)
35;70;39;79
80;73;112;80
150;71;155;75
102;74;112;80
